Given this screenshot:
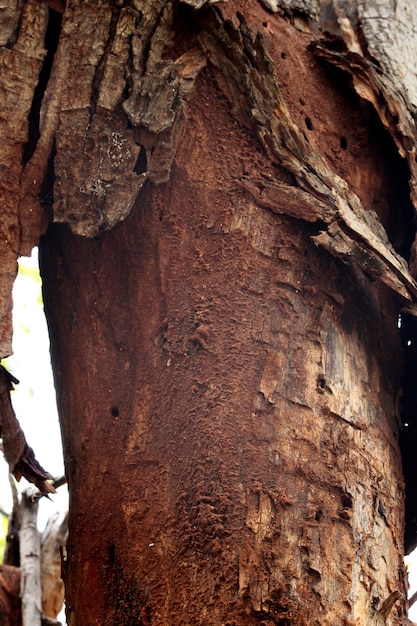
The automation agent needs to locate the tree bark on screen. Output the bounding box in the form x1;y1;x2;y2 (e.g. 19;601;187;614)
2;0;417;624
41;511;67;620
41;159;407;624
0;564;21;626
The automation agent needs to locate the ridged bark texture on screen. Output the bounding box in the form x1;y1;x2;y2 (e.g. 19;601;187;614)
1;0;417;624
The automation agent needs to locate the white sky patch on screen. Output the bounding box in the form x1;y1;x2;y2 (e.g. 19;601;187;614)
1;247;68;529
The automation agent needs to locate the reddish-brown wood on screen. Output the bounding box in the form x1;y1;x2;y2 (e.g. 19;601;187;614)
0;565;21;626
41;62;407;624
1;0;417;624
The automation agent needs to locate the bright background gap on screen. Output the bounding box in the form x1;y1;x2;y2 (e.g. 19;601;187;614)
0;246;68;530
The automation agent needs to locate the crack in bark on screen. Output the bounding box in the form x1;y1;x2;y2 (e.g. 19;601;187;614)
40;1;209;235
22;8;62;165
324;408;363;431
197;6;417;303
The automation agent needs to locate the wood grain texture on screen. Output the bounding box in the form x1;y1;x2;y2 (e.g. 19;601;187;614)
41;45;408;624
1;0;417;624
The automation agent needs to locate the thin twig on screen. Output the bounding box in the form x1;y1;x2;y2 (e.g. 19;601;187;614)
409;589;417;609
20;488;42;626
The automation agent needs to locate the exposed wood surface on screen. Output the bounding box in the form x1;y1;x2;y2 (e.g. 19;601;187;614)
1;0;417;624
0;1;416;338
41;10;410;618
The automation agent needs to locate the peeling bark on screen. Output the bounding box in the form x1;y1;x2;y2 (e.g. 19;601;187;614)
0;0;48;356
0;367;55;493
1;0;417;624
195;7;417;301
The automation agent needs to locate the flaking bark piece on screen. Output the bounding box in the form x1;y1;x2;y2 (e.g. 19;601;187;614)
13;443;56;495
0;366;55;495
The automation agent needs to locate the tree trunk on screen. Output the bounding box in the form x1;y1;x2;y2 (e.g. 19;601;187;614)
2;0;417;624
41;150;407;624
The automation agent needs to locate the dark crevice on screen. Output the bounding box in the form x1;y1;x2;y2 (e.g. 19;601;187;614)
341;493;353;509
133;145;147;174
311;49;416;263
22;8;62;165
39;139;56;208
108;543;116;564
304;116;313;131
363;102;415;260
